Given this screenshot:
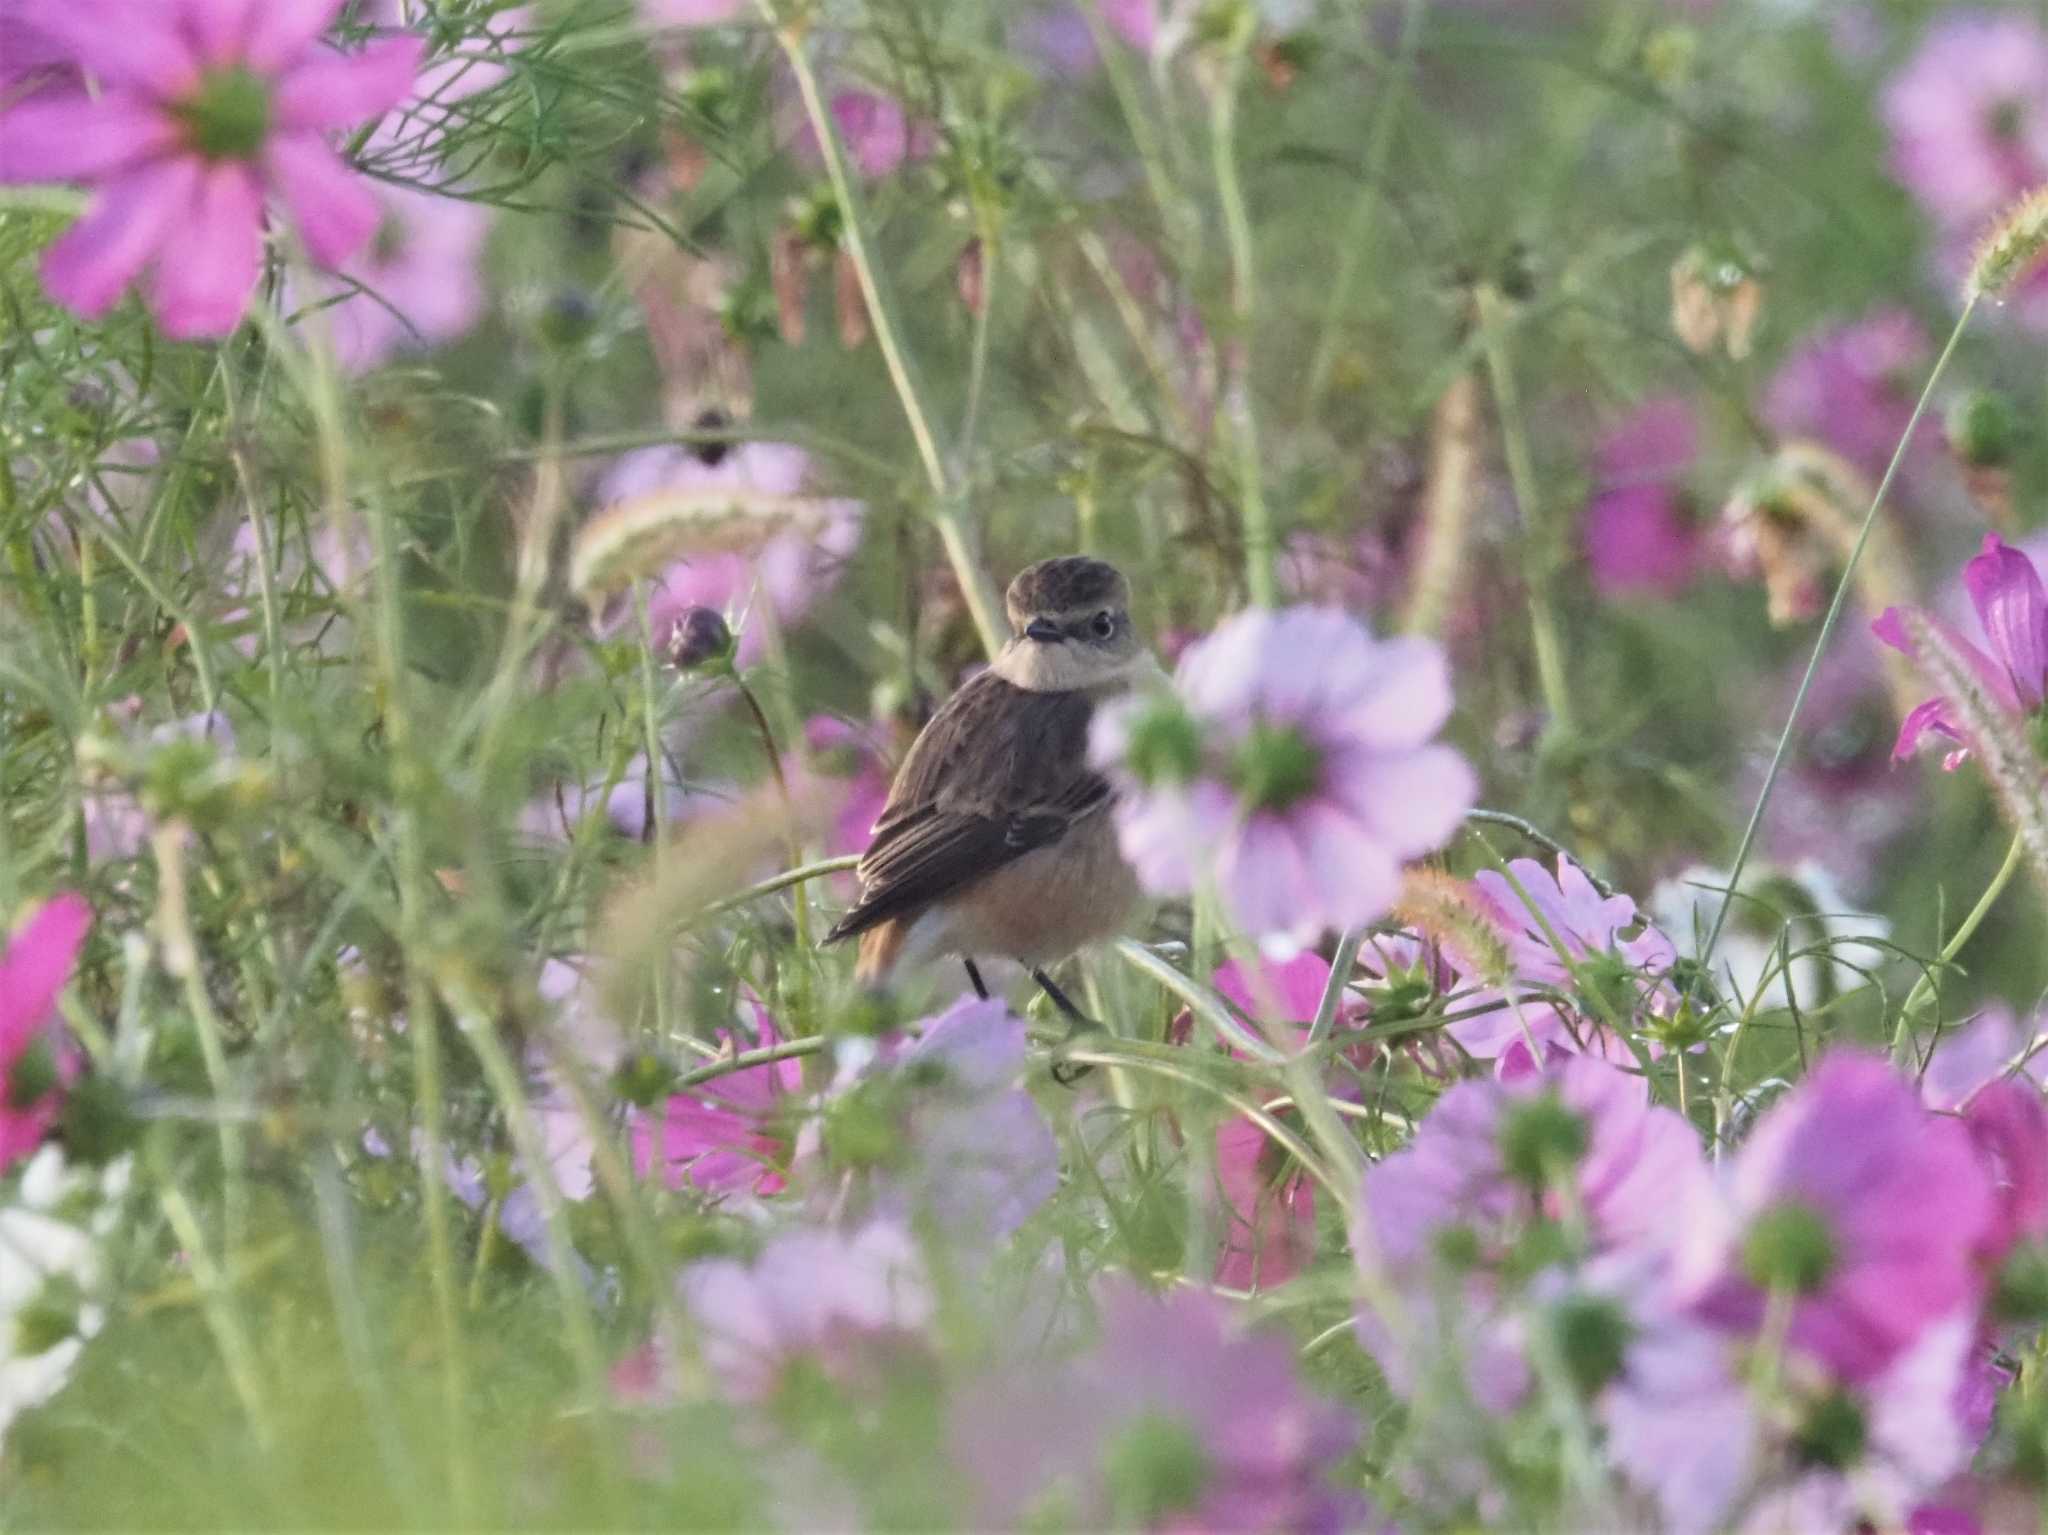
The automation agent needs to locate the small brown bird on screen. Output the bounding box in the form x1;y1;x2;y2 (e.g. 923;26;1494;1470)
824;555;1154;1031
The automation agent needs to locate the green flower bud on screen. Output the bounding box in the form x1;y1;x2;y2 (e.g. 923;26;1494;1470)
611;1051;676;1110
1741;1201;1836;1295
12;1279;84;1357
1230;722;1322;812
1947;390;2022;468
1498;1095;1589;1189
176;67;272;161
6;1036;61;1110
1791;1390;1866;1471
56;1074;140;1168
820;1088;899;1172
1102;1412;1211;1528
1550;1293;1634;1398
1994;1240;2048;1324
1125;700;1204;788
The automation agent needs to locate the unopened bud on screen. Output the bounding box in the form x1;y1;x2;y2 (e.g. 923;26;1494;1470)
662;606;733;672
1947;389;2021;468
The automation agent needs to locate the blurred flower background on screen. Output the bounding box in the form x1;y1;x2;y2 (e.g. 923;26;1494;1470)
6;0;2048;1529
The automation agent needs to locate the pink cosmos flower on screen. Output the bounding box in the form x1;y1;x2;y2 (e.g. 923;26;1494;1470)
1764;310;1932;479
1603;1260;1981;1535
1874;533;2048;769
1445;854;1677;1074
1090;607;1477;952
631;996;800;1198
0;0;423;338
678;1218;933;1401
0;894;91;1173
1919;1005;2048;1114
1202;953;1353;1288
953;1279;1361;1532
591;440;862;670
1354;1056;1710;1409
1677;1051;1994;1385
286;180;490;372
815;90;935;181
1882;11;2048;233
1582;396;1705;599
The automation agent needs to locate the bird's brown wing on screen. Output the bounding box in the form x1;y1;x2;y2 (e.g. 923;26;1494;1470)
824;672;1110;944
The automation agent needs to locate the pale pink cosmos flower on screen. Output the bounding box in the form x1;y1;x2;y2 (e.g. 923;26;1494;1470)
1445;854;1677;1075
1582;396;1704;599
1882;11;2048;234
1874;533;2048;769
285;179;490;372
631;996;801;1198
0;894;91;1174
953;1279;1362;1532
1091;607;1477;952
0;0;423;338
1676;1051;1993;1385
1354;1056;1710;1410
679;1218;933;1402
1764;309;1932;479
1602;1256;1981;1535
591;440;863;669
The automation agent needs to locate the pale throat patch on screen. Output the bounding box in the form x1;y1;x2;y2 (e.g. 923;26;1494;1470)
990;640;1155;694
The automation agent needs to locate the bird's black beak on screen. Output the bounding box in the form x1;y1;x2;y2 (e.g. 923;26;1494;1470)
1024;617;1064;644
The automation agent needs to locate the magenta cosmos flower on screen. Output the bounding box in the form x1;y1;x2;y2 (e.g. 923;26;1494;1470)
631;996;800;1198
1874;533;2048;770
0;894;92;1174
1090;606;1477;952
679;1218;933;1402
1677;1051;1993;1385
953;1279;1360;1532
1581;396;1705;600
0;0;422;338
1765;309;1932;479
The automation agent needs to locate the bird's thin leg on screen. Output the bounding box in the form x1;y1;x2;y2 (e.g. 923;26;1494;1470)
1031;968;1088;1023
1033;968;1097;1087
963;958;990;1001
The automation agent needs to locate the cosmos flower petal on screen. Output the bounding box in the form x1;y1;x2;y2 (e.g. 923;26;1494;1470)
145;160;265;338
241;0;352;72
25;0;202;95
266;132;381;265
39;157;200;318
0;90;175;184
274;35;426;131
1963;533;2048;707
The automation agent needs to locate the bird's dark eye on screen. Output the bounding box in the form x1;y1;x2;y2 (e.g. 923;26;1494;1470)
1090;610;1115;640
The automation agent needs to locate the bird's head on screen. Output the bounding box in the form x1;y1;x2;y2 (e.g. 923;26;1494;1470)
996;555;1148;692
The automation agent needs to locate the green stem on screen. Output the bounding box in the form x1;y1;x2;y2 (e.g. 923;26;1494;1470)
763;6;1007;658
1697;296;1979;983
1475;284;1571;736
1891;831;2027;1064
1301;0;1431;413
1210;14;1275;607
